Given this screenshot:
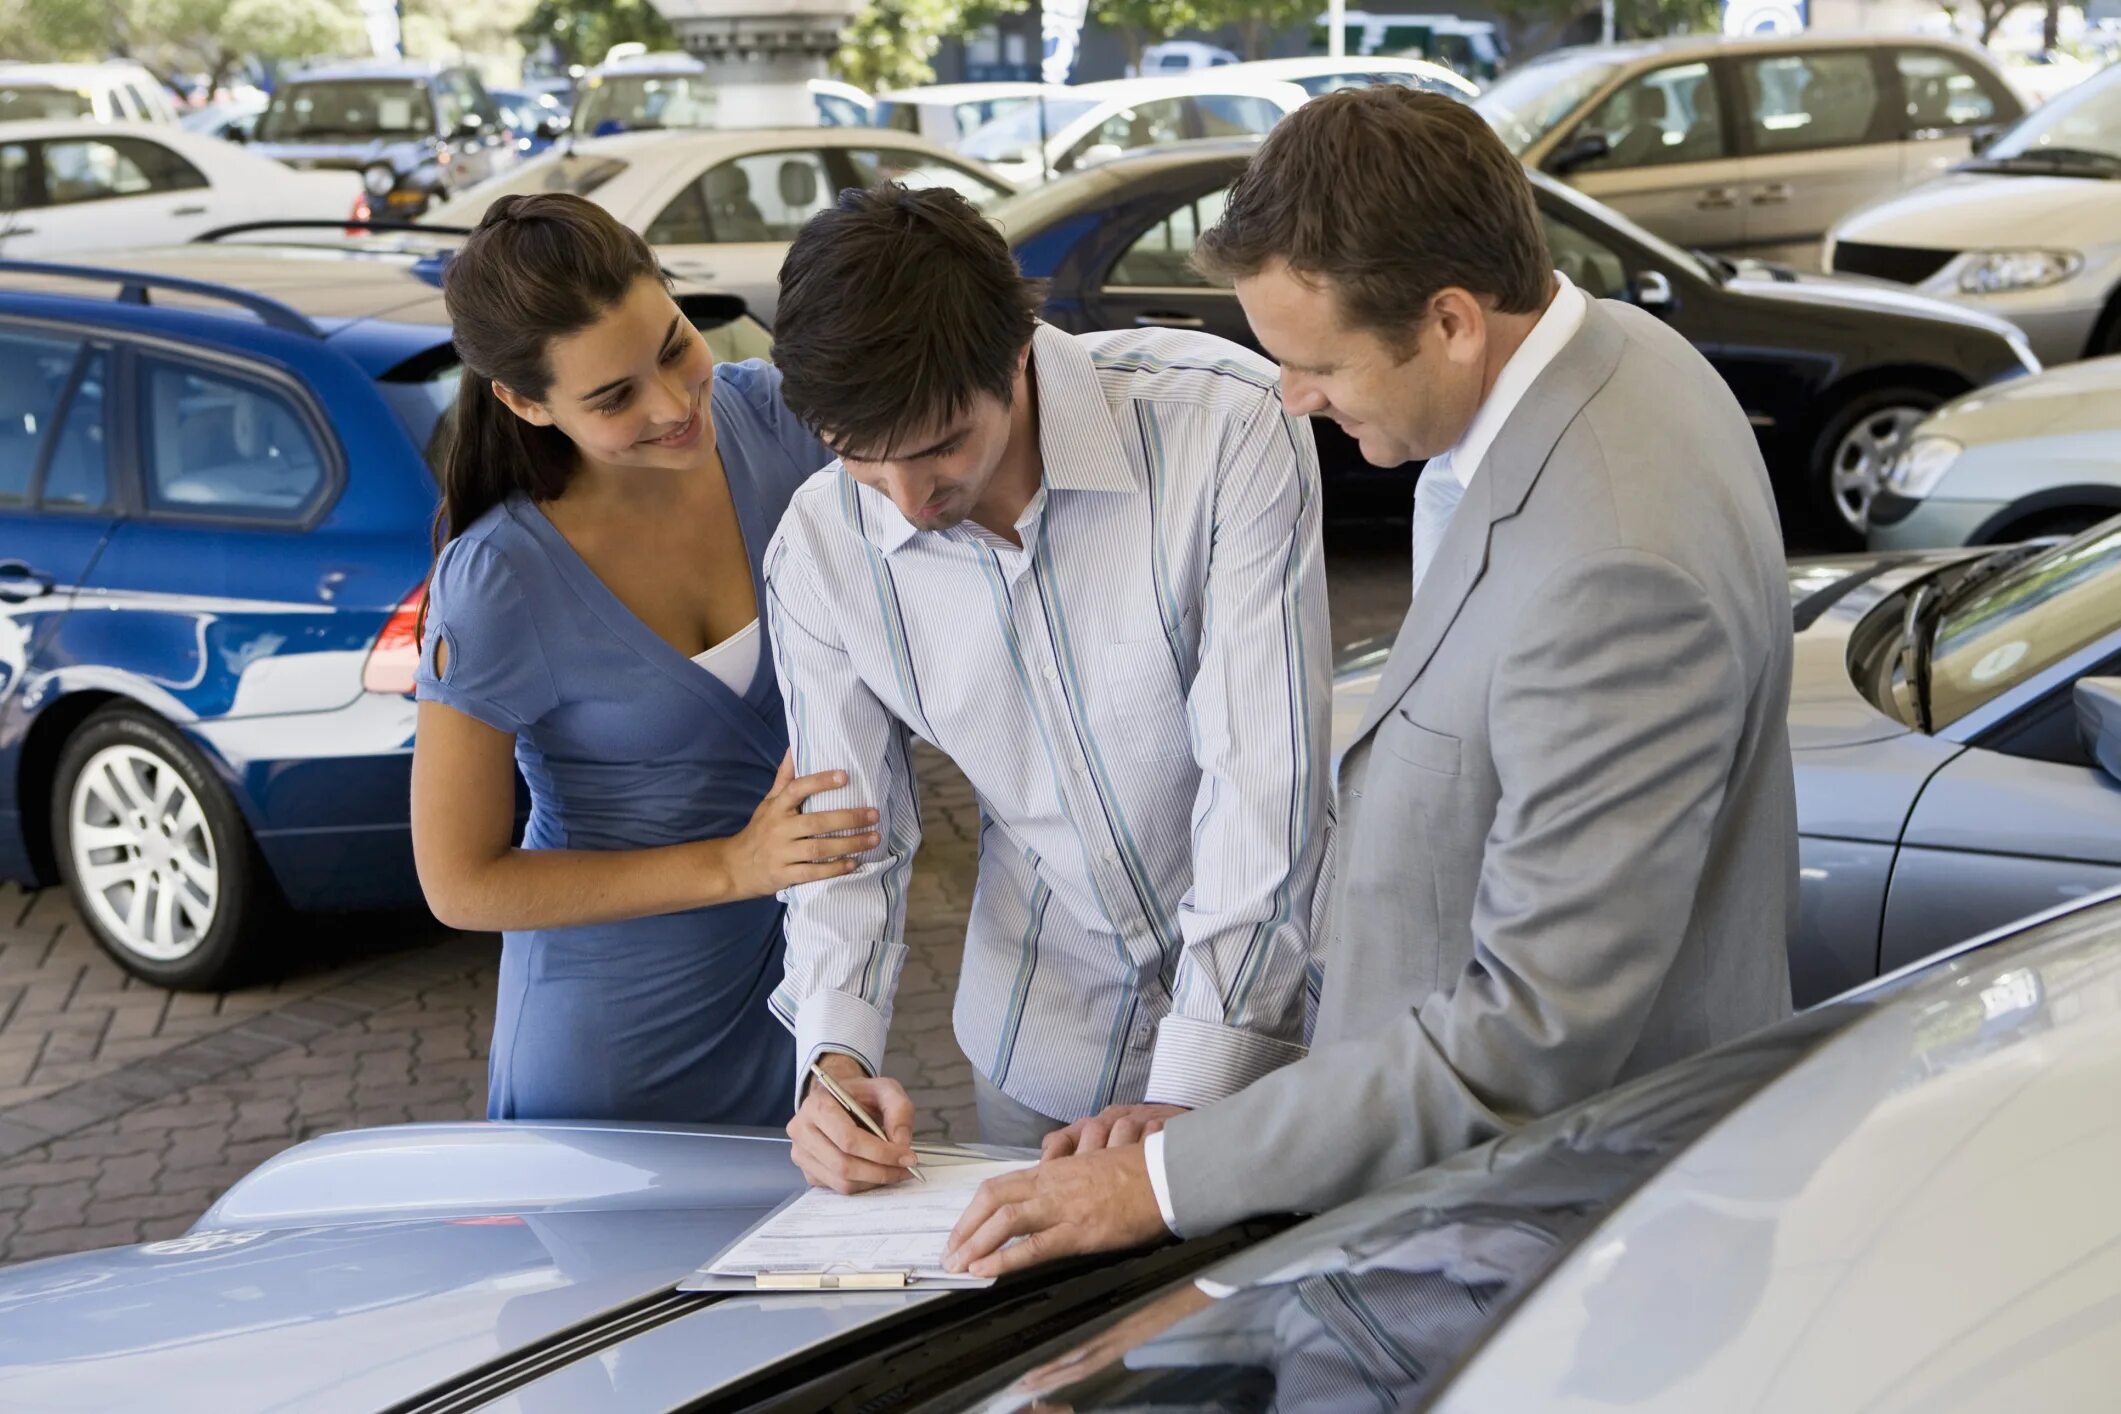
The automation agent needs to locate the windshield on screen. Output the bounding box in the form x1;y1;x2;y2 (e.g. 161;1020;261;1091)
0;86;92;121
1535;171;1714;283
1474;52;1622;153
1985;65;2121;164
1926;520;2121;728
422;154;628;225
960;98;1099;161
260;80;433;141
947;1000;1863;1411
573;74;717;136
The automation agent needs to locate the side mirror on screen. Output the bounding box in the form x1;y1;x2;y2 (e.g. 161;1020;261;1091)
1078;142;1124;168
1968;124;2002;156
536;116;566;140
1545;132;1610;175
2074;677;2121;782
453;114;484;142
1631;269;1674;309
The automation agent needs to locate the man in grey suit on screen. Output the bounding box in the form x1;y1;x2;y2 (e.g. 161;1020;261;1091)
944;85;1795;1275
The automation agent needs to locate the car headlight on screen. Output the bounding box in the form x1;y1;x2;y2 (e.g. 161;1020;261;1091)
1957;249;2082;295
1882;435;1964;500
362;162;397;196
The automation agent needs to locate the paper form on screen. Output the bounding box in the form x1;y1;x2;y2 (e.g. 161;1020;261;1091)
703;1158;1037;1285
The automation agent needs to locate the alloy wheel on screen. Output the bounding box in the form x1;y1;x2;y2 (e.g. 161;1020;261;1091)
1829;405;1929;535
66;743;219;963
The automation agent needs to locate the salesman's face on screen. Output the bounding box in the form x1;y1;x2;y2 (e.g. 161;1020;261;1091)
830;393;1017;534
1236;258;1486;468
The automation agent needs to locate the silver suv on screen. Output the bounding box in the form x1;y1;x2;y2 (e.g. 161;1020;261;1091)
1477;34;2023;268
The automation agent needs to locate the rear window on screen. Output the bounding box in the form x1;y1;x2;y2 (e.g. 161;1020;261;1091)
0;85;93;120
260;80;433;142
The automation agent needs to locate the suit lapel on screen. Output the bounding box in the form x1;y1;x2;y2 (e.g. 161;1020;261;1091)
1347;300;1633;750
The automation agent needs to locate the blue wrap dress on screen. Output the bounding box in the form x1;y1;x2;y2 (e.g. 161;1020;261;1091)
415;360;832;1126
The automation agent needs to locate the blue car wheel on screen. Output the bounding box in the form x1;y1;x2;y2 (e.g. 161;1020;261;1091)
51;707;272;990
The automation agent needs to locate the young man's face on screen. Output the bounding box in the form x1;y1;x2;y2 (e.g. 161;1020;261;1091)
829;349;1030;534
1235;257;1488;468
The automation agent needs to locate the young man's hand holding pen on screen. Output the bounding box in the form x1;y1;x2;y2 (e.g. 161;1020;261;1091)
787;1052;921;1194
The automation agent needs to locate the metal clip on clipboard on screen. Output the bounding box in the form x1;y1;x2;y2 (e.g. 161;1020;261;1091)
754;1267;912;1290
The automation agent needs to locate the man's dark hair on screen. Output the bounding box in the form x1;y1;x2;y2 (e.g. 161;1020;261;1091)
1196;87;1550;350
773;184;1045;458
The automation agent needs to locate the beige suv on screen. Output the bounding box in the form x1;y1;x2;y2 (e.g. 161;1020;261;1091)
1476;35;2022;267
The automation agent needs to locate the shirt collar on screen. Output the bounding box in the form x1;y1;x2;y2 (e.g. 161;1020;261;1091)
1437;271;1589;490
853;323;1138;556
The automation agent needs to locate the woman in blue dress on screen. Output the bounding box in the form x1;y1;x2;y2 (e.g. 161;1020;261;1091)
410;193;875;1125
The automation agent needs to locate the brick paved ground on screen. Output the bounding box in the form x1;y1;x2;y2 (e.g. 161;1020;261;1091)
0;537;1407;1268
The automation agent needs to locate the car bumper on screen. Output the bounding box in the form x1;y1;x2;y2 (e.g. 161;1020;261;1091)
1868;495;2009;551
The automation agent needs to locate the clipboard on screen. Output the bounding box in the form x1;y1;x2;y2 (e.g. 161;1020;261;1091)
680;1148;1036;1293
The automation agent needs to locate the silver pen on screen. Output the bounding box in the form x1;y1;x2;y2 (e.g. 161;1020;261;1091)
808;1061;925;1184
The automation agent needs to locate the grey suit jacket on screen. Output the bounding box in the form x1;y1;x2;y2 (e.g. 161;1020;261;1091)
1160;298;1797;1234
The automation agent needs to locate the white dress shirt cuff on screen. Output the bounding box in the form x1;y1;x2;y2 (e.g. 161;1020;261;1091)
1144;1014;1306;1109
1142;1129;1179;1234
792;990;891;1106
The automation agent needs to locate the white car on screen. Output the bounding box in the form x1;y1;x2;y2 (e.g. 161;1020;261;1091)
1827;58;2121;367
571;49;876;132
0;122;358;260
1226;53;1480;99
874;82;1053;148
425;128;1014;325
957;75;1311;186
1138;40;1241;75
0;61;178;126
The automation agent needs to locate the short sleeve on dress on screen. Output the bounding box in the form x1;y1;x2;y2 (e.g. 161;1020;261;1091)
415;534;560;735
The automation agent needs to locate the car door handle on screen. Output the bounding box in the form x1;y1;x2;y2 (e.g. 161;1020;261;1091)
1750;183;1793;206
1133;312;1205;329
1696;187;1737;211
170;204;207;216
0;561;55;603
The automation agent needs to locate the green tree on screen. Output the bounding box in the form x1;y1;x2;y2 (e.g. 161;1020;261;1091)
148;0;364;99
1093;0;1201;72
1205;0;1317;61
514;0;674;70
833;0;1027;94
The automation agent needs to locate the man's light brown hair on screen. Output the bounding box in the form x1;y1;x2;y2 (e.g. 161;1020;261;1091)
1195;87;1550;352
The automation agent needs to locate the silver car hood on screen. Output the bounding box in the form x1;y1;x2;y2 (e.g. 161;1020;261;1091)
0;1123;938;1411
1835;169;2121;251
1722;266;2029;345
1922;353;2121;443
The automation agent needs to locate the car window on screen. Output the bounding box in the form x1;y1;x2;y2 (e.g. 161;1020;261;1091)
1542;211;1628;299
1194;93;1283;138
1566;61;1726;170
110;137;207;193
40;139;160;206
815;92;868;127
1062;99;1186;171
1895;49;1999;131
875;101;920;133
1108;186;1230;288
0;329;79;506
1737;51;1882;154
140;359;329;521
574;74;719;136
647;151;833;245
0;141;33;209
843;147;1010;208
1928;524;2121;729
40;348;108;511
125;82;163;122
1984;63;2121;162
429;78;465;135
0;86;92;121
1474;52;1623;154
960;98;1098;163
261;80;435;141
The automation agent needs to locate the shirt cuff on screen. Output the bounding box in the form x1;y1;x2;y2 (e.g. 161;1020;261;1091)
1144;1014;1307;1109
1142;1129;1179;1235
791;989;891;1107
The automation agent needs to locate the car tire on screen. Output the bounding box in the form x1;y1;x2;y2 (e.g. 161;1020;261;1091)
1810;387;1943;548
50;707;272;991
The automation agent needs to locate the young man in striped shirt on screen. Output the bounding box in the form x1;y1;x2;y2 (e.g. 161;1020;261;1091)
763;184;1331;1193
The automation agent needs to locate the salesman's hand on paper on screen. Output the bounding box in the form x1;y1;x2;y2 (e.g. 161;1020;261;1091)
1041;1102;1188;1158
943;1145;1167;1279
787;1052;919;1194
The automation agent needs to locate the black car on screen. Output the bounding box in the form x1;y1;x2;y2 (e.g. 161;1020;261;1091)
999;139;2041;540
244;60;518;221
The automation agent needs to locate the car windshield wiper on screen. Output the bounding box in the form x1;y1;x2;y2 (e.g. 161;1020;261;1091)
1974;146;2121;174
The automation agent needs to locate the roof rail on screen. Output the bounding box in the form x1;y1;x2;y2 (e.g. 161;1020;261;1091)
196;219;479;243
0;259;319;337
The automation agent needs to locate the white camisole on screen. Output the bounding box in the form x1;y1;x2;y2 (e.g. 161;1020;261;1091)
691;618;761;696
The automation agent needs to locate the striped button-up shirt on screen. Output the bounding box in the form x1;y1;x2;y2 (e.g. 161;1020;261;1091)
763;323;1331;1123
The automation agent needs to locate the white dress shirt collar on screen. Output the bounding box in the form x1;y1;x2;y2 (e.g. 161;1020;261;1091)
1427;272;1589;490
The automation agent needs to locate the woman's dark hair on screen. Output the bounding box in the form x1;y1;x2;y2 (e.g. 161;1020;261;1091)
429;191;667;566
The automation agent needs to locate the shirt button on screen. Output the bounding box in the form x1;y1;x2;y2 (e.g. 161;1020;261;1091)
1132;1023;1155;1049
1042;663;1060;683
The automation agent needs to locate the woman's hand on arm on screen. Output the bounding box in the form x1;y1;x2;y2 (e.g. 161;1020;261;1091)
411;705;877;933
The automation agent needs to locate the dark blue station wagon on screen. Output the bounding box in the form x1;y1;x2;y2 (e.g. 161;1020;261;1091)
0;235;766;988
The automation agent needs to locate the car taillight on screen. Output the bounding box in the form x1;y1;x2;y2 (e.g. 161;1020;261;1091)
363;587;425;695
347;189;372;236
